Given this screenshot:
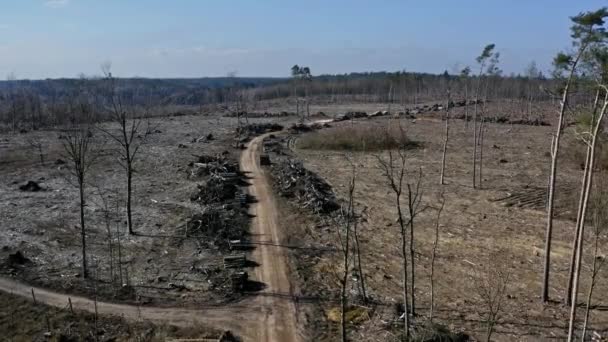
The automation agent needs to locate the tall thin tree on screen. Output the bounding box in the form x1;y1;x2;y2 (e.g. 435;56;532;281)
541;8;608;303
98;63;152;235
62;125;98;279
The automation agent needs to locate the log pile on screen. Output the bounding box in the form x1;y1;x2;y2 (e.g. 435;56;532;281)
272;158;339;214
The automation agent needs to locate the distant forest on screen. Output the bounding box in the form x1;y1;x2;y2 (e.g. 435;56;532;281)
0;70;582;131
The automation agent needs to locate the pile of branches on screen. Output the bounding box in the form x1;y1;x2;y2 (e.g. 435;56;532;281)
288;122;330;133
271;158;339;214
188;153;237;178
224;111;295;118
185;154;249;250
235;123;283;137
186;206;249;250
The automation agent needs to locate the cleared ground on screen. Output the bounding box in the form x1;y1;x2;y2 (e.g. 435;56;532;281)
287;115;608;341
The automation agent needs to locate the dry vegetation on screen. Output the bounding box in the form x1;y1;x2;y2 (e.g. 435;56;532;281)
283;116;608;341
296;123;418;152
0;291;222;341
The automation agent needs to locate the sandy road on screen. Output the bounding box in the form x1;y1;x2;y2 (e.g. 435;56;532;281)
240;133;301;342
0;133;301;342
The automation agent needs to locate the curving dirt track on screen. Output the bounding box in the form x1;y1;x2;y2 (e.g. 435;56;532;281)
0;133;301;342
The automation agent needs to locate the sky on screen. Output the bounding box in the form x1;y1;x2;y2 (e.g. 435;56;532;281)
0;0;607;79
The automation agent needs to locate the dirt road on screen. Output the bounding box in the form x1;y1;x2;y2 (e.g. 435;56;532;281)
0;133;301;342
240;133;301;342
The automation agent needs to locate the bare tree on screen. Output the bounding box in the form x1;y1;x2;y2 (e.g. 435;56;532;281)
429;191;445;322
476;250;511;342
477;51;501;189
376;123;421;340
334;171;357;342
27;136;45;165
461;67;471;129
62;125;98;279
440;72;452;185
542;8;608;303
406;170;423;317
472;44;496;189
580;180;607;341
98;64;152;235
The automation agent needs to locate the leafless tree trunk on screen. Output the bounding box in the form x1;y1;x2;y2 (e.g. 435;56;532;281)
464;82;469;129
476;251;511;342
406;171;423;317
62;126;98;279
95;186;116;287
98;65;152;235
440;87;451;185
542;50;584;303
376;128;413;340
477;100;488;189
566;93;608;342
472;71;484;189
580;190;606;342
429;191;445;322
27;137;45;165
336;174;356;342
566;88;601;305
352;207;367;302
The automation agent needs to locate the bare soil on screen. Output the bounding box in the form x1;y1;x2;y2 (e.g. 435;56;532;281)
282;115;608;341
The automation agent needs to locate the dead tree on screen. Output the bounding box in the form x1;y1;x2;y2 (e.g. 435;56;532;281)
461;67;471;129
580;180;607;341
27;137;45;165
476;251;511;342
440;74;451;185
472;44;495;189
376;124;415;340
335;173;357;342
542;8;608;303
98;63;152;235
343;156;367;303
429;191;445;322
477;52;501;189
406;170;423;317
94;185;118;287
62;126;98;279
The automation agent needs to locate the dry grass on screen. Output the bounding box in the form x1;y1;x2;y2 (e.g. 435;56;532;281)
296;123;418;151
0;292;221;341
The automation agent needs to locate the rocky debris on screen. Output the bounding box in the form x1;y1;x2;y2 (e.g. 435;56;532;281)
19;181;43;192
271;158;339;214
178;143;188;148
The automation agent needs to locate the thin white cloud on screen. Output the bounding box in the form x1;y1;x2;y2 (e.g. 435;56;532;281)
45;0;69;8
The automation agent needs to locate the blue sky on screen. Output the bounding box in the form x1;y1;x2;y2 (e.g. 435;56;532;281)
1;0;606;79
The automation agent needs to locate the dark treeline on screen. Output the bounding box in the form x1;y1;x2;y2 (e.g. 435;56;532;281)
251;70;558;104
0;76;281;131
0;70;592;131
